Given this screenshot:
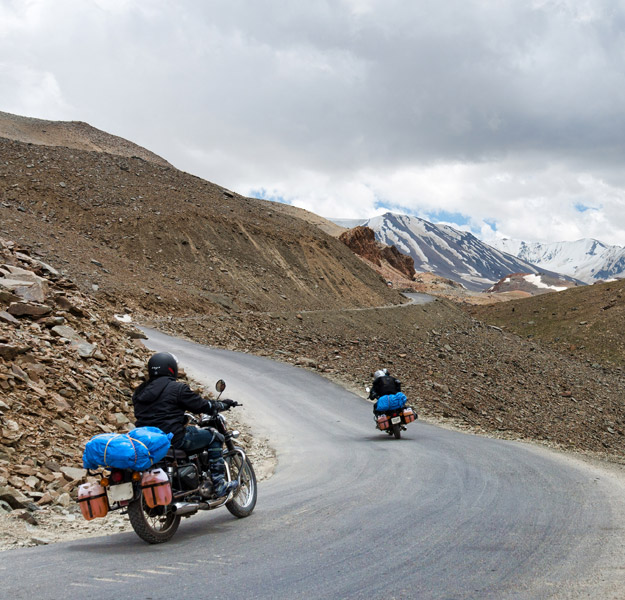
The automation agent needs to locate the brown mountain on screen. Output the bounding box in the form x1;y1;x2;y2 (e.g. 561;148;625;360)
468;278;625;369
0;134;403;317
339;226;416;281
0;111;172;168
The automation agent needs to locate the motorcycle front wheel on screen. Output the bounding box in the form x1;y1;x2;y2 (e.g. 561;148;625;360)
225;452;257;518
127;493;181;544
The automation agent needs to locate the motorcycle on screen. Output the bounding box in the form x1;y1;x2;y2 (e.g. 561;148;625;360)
79;379;257;544
366;386;417;439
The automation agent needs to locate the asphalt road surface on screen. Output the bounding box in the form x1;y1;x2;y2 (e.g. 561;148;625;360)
402;292;434;305
3;329;625;599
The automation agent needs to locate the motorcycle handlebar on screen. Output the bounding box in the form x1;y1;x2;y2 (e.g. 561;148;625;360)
222;400;242;410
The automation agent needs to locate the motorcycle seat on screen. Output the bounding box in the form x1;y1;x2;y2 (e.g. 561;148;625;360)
165;448;188;460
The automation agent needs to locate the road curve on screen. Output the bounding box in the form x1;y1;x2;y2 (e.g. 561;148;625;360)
402;291;435;305
3;329;625;599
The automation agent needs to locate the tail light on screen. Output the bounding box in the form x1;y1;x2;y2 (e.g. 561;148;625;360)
110;470;124;484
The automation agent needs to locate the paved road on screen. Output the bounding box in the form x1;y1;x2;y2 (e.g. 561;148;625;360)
402;292;434;305
3;329;625;599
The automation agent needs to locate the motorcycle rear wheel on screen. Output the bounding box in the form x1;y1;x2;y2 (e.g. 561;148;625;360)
392;423;402;439
225;453;257;518
127;494;181;544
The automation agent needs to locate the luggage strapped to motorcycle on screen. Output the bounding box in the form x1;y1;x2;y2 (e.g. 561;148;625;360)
83;427;173;471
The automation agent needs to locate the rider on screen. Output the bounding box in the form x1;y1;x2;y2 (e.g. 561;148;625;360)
368;368;403;414
132;352;238;498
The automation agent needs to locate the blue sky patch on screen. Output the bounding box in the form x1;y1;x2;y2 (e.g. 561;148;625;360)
249;189;288;204
575;203;598;213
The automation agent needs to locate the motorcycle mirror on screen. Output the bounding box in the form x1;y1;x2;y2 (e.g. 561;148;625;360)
216;379;226;393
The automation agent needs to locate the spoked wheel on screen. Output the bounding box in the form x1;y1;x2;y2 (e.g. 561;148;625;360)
225;452;257;518
392;423;402;439
127;493;180;544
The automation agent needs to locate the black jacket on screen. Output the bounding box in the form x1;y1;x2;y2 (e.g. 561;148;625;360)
132;376;221;447
368;375;401;400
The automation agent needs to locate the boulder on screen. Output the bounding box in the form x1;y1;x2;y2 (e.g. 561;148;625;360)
0;343;30;359
51;325;97;358
15;252;60;277
0;265;49;303
60;466;86;481
0;485;30;509
0;289;20;304
53;420;76;435
7;301;52;317
0;310;19;325
55;493;71;508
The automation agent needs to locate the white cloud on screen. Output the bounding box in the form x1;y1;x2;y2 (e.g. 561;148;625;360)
1;0;625;245
0;64;72;117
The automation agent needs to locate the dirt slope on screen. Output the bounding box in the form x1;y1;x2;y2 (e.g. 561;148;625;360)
467;279;625;369
0;136;403;316
0;111;172;167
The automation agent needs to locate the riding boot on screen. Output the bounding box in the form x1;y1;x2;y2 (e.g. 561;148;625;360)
208;459;238;498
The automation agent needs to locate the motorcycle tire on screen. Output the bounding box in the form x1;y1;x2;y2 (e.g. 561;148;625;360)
392;423;402;439
225;453;257;518
127;493;181;544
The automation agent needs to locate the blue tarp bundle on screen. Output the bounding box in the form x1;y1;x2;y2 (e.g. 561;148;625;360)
375;392;407;412
82;427;173;471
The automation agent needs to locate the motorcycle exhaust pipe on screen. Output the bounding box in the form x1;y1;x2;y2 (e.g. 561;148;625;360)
172;502;199;516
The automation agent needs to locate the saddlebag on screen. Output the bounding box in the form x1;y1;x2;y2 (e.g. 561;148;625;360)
402;407;417;423
141;468;173;508
376;414;391;430
77;482;109;520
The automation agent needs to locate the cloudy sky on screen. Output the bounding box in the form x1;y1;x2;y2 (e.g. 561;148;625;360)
2;0;625;245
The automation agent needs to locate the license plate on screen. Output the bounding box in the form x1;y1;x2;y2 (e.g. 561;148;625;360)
391;416;401;425
107;482;134;503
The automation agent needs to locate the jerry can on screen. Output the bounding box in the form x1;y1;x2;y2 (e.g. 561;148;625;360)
77;481;109;520
376;414;390;430
402;407;417;423
141;468;173;508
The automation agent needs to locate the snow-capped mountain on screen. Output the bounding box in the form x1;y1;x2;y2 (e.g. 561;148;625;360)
357;213;570;291
489;238;625;284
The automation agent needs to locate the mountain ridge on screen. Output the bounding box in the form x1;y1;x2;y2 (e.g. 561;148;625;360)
489;237;625;284
360;212;576;291
0;135;402;316
0;110;173;168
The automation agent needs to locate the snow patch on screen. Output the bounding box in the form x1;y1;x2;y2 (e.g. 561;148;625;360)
523;274;568;292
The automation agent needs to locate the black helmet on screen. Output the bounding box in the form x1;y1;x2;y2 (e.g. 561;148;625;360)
147;352;178;379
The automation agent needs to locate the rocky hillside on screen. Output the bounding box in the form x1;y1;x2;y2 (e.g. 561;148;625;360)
468;278;625;369
339;226;416;281
0;236;151;511
0;111;172;168
0;136;403;317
